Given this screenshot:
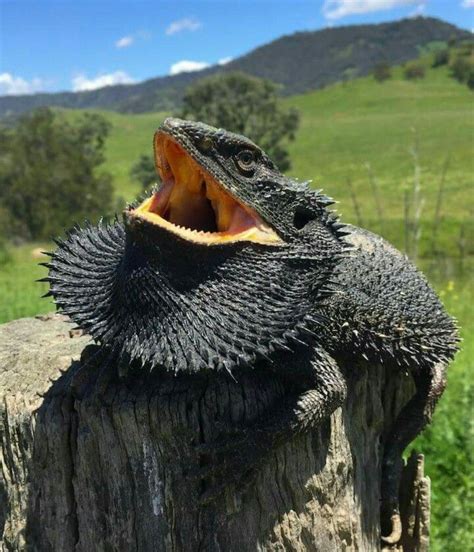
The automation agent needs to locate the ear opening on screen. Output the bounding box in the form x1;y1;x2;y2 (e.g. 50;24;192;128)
293;206;316;230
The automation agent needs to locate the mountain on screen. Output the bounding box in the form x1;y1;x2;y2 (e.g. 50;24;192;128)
0;17;470;117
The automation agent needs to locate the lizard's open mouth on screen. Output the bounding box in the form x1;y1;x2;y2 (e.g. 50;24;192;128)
130;134;282;246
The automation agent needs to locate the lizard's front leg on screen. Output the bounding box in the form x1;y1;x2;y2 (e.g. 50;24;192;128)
192;346;347;503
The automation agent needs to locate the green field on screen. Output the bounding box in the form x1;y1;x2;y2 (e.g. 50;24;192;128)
1;59;473;549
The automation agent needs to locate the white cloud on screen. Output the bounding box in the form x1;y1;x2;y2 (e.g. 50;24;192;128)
462;0;474;7
169;60;210;75
409;2;426;16
166;17;201;36
72;71;135;92
115;31;151;48
115;35;134;49
218;57;233;65
0;73;45;95
323;0;419;20
169;57;232;75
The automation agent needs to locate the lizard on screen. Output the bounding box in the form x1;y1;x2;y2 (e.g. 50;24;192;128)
45;117;459;545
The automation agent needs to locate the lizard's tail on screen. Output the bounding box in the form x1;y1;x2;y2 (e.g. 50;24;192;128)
381;362;447;544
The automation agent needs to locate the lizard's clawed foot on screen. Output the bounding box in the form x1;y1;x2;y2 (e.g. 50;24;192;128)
189;424;272;504
381;512;402;545
69;346;102;399
69;346;117;403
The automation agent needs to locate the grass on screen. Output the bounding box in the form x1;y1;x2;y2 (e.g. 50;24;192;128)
0;244;52;324
99;110;167;201
58;108;167;200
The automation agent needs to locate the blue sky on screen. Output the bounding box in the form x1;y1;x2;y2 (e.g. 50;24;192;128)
0;0;472;96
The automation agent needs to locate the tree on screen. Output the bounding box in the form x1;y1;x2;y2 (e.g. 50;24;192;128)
448;35;458;48
373;62;392;82
180;72;299;171
403;62;426;80
130;154;158;192
450;55;472;84
432;48;449;68
0;108;113;240
467;68;474;90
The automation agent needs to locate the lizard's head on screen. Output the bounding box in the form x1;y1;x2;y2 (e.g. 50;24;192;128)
127;118;334;249
47;118;347;373
128;117;283;246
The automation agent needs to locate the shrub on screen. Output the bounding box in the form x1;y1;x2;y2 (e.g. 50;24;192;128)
467;68;474;90
448;35;458;48
404;62;426;80
450;55;472;84
130;154;158;192
373;62;392;82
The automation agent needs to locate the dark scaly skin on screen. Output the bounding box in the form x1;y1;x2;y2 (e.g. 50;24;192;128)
45;118;458;544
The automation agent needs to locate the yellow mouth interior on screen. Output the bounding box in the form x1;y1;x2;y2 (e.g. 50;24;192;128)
131;134;282;245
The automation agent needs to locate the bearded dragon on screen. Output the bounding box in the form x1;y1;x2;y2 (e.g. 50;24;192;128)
46;118;458;544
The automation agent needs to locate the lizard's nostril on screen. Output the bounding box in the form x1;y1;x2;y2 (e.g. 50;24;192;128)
198;136;213;153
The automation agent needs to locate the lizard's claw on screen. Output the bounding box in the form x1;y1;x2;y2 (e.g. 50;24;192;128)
194;430;249;456
198;472;254;505
381;512;402;545
188;454;256;505
189;426;270;504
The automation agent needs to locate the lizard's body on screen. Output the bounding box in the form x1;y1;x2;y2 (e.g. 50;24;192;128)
317;226;455;539
46;118;458;544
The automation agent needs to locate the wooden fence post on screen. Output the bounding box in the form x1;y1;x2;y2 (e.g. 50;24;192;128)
1;314;430;551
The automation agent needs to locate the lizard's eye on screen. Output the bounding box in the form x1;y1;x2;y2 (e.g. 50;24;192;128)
235;150;256;175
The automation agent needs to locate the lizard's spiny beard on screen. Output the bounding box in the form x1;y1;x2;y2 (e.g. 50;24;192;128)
46;221;326;373
130;135;281;246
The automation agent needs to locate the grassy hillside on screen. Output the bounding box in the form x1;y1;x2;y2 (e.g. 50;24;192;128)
284;62;473;256
60;108;166;200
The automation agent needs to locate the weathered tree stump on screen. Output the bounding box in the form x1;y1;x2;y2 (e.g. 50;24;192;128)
1;314;430;551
